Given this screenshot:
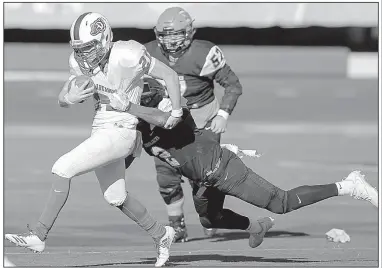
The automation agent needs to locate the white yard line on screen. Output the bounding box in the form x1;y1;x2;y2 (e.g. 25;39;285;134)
4;71;68;82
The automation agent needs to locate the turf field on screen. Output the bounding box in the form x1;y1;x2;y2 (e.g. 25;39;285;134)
3;44;379;267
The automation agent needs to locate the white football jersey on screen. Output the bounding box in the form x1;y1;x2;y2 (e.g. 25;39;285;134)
69;40;155;128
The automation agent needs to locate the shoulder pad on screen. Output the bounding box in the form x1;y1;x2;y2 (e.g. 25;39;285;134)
192;40;215;52
114;40;147;68
116;40;145;50
144;40;159;53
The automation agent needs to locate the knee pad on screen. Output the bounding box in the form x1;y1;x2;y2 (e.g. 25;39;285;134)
159;185;184;205
51;154;74;179
103;179;127;207
266;188;288;214
155;159;184;204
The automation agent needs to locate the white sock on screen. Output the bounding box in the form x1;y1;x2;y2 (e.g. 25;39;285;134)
166;196;185;217
335;181;354;196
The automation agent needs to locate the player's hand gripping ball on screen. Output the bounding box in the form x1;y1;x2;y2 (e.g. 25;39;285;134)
67;75;95;104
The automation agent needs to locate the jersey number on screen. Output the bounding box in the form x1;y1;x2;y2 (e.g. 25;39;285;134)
151;146;181;168
210;47;224;68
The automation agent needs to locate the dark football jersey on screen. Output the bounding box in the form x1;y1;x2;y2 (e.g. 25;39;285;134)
145;40;227;109
138;109;222;182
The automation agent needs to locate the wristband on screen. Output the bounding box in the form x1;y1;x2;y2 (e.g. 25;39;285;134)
64;93;75;105
171;108;183;118
217;109;229;120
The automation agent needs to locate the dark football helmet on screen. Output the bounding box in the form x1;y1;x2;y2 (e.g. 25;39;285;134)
154;7;196;57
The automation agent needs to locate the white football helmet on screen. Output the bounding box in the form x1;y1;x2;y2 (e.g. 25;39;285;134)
69;12;113;75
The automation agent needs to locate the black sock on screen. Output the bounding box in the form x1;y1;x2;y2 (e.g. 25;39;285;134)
286;184;338;212
207;209;250;230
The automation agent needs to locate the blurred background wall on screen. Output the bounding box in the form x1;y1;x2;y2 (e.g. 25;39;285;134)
3;2;378;51
3;2;379;81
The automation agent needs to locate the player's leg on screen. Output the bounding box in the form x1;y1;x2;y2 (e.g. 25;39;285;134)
216;149;378;214
193;185;247;230
97;156;166;240
187;179;217;237
96;157;175;266
192;184;272;247
213;149;377;247
154;157;188;242
5;128;140;252
4;173;71;253
200;124;221;237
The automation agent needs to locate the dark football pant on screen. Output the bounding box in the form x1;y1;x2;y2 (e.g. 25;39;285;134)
194;149;338;229
154;157;184;205
155;131;221;205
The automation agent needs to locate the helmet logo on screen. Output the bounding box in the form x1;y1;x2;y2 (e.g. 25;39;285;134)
90;18;106;36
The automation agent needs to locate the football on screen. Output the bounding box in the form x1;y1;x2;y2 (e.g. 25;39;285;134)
69;75;95;103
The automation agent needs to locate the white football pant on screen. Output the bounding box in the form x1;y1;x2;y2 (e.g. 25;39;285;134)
51;127;142;205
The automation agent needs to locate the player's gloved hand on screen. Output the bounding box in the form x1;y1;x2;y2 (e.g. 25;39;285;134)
209;115;228;134
109;91;132;112
164;109;183;129
65;80;94;104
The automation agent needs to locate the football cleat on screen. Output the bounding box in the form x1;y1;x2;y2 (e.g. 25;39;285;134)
203;228;217;237
343;170;378;207
248;217;274;248
5;225;45;253
169;215;188;243
154;226;175;267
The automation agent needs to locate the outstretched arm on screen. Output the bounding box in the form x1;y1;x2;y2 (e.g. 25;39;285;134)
149;59;181;112
148;58;183;129
127;103;170;127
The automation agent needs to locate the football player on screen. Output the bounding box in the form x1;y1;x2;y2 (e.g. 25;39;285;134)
5;12;183;267
143;6;243;242
121;81;378;249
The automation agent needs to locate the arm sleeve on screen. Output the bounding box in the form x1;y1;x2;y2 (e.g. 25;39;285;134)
199;45;243;115
214;64;243;115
